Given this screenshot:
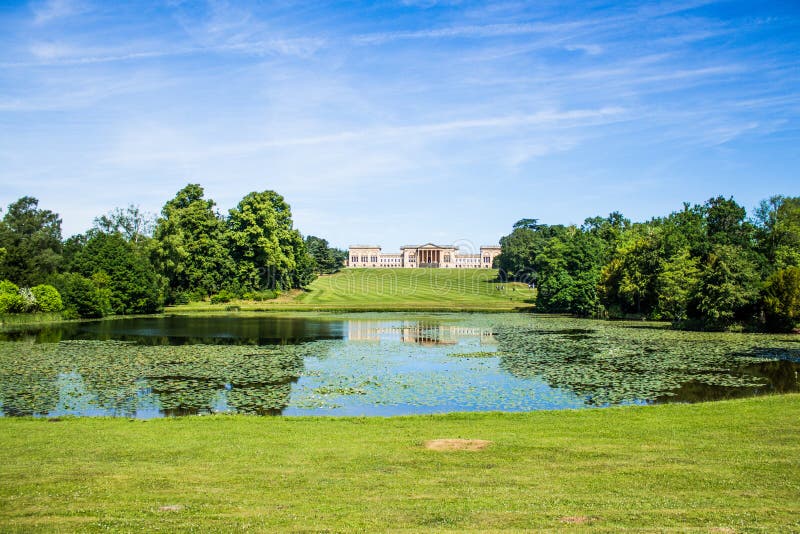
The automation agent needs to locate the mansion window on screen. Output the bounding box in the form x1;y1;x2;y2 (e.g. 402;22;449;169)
409;255;416;262
443;254;451;262
361;256;368;262
484;257;490;263
371;256;378;262
351;256;358;263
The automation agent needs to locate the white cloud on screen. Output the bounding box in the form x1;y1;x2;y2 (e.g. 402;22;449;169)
32;0;89;25
351;22;578;45
564;43;603;55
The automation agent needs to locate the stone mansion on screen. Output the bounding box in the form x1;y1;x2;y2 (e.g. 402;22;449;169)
348;243;501;269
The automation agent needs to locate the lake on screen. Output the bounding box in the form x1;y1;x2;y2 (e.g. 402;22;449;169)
0;313;798;417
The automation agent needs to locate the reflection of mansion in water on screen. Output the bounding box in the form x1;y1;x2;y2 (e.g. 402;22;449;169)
348;243;501;268
348;321;496;345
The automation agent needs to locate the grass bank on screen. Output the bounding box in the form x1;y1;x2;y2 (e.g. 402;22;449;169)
0;312;64;327
168;268;536;313
1;395;798;532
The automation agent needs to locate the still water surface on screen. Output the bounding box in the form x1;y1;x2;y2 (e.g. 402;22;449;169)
0;313;797;417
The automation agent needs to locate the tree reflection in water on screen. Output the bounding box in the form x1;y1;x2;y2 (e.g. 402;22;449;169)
0;341;312;417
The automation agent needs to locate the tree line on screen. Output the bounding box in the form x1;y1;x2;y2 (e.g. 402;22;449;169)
0;184;347;318
497;195;800;332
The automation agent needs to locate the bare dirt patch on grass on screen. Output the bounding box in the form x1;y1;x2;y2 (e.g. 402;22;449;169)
559;516;597;525
423;439;492;451
158;505;184;512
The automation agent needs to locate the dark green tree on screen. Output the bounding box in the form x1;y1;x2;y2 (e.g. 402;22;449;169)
227;191;314;290
762;266;800;332
69;231;163;314
49;272;111;318
655;248;700;322
0;197;62;286
704;196;753;249
689;245;760;330
152;184;235;300
600;229;663;316
305;235;347;274
754;196;800;270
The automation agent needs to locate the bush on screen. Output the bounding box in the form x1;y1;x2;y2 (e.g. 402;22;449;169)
0;280;24;314
189;288;208;303
18;287;37;312
210;290;236;304
173;292;191;305
241;289;279;301
49;273;111;318
30;284;64;312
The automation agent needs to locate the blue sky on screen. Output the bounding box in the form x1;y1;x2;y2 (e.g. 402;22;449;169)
1;0;798;251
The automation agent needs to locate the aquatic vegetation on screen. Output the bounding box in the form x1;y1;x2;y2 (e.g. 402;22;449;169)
0;314;797;417
494;318;800;405
0;340;306;416
448;351;504;358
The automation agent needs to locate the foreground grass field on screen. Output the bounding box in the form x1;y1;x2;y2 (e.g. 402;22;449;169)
1;395;798;532
169;268;536;312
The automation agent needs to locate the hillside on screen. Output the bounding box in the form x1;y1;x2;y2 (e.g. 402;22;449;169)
171;269;536;312
295;268;534;310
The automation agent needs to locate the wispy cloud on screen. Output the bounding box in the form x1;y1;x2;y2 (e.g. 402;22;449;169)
104;106;626;166
352;21;587;45
564;43;603;55
31;0;89;25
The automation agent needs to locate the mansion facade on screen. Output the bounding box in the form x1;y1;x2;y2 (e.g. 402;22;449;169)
348;243;501;269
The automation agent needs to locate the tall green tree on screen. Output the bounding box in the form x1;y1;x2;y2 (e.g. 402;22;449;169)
656;203;706;258
655;248;700;322
152;184;235;300
600;229;662;316
762;266;800;332
0;197;62;286
227;191;315;290
704;196;753;249
69;231;163;314
497;220;568;283
305;236;347;274
93;205;155;246
754;196;800;270
689;245;760;330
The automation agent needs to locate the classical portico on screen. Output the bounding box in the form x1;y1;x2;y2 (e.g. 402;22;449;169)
401;244;457;268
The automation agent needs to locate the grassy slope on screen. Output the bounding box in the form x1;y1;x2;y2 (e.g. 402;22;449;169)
170;268;537;312
1;395;798;532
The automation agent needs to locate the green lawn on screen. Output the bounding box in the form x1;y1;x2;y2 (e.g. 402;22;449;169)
170;268;537;312
1;395;798;532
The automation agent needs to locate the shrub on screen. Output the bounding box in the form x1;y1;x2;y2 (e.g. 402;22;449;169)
0;280;24;314
210;290;236;304
188;288;208;302
49;273;111;318
173;292;191;305
19;287;37;312
241;289;279;301
30;284;64;312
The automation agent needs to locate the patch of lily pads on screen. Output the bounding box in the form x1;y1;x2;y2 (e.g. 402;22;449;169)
0;314;798;417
